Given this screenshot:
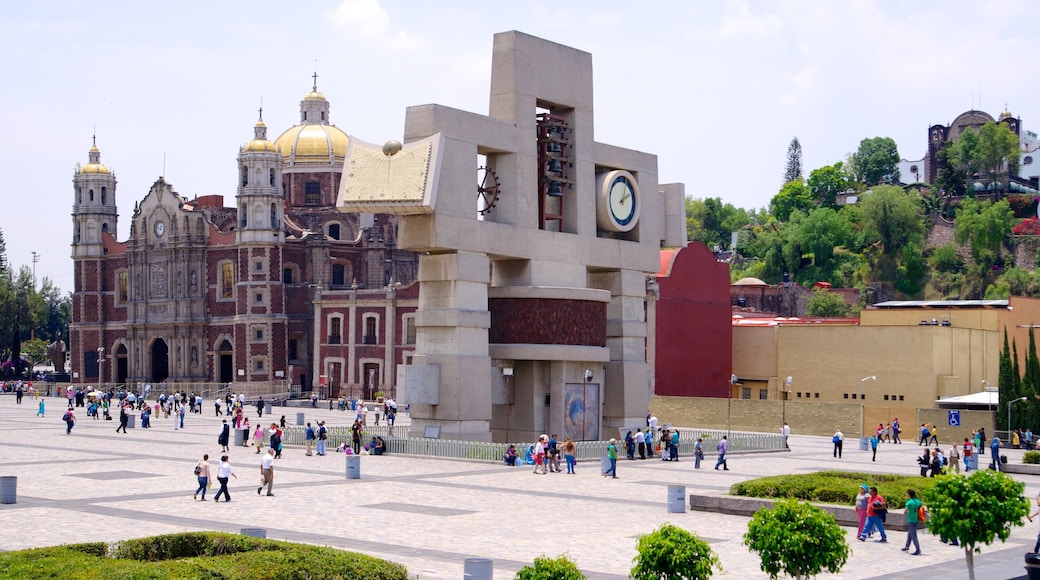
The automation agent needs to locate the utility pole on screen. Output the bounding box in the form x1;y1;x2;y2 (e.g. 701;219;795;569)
30;251;39;288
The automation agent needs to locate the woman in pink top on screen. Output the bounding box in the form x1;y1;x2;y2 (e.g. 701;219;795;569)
253;423;265;453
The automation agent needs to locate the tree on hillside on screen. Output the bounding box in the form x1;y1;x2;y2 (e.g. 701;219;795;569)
686;197;753;250
850;137;901;186
771;180;813;222
954;198;1014;272
896;235;926;297
783;137;803;185
806;289;853;317
975;122;1021;192
935;141;968;199
922;470;1029;580
998;328;1019;432
859;185;925;256
807;162;851;209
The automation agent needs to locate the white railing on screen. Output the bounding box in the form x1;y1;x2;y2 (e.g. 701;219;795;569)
278;424;784;463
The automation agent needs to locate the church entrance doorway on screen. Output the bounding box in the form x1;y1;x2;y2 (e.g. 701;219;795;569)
218;340;233;383
151;339;169;383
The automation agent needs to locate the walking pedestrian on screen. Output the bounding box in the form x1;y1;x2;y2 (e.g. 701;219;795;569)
990;436;1003;471
833;428;844;458
563;436;577;474
194;454;211;501
258;448;275;496
37;399;45;417
1027;488;1040;553
714;436;729;470
963;437;975;471
855;484;870;538
870;432;879;461
605;438;618;478
533;435;547;474
635;429;646;459
694;437;704;469
901;489;923;555
892;418;902;444
253;422;265;453
305;422;315;456
116;405;129;433
212;455;236;502
62;407;75;434
948;443;961;474
217;419;230;452
859;486;888;542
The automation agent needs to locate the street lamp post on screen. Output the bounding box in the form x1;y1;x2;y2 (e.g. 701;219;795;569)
860;375;876;435
503;367;513;443
1009;396;1028;439
97;346;105;386
783;376;792;427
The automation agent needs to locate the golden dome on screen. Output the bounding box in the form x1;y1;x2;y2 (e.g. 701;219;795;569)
274;123;349;164
1000;107;1013;120
80;163;111;174
304;90;326;102
243;138;277;153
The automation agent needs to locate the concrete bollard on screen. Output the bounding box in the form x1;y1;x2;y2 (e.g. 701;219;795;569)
346;454;361;479
667;485;686;513
240;528;266;539
463;557;493;580
234;428;245;447
265;403;273;416
296;412;305;426
0;476;16;504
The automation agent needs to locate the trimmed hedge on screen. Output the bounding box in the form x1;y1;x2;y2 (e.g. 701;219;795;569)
0;532;409;580
730;471;939;506
1024;451;1040;464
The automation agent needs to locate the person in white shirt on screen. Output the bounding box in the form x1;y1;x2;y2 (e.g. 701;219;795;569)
258;448;275;496
782;422;791;448
213;455;236;502
635;429;646;459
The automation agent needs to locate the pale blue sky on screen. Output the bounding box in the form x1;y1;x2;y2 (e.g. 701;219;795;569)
2;0;1037;292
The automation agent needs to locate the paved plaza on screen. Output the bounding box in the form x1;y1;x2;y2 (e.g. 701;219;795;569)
0;394;1036;579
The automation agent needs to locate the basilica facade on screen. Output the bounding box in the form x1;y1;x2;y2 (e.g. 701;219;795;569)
69;83;417;399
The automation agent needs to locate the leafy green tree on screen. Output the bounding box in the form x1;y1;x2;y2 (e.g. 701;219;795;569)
515;555;586;580
631;523;720;580
686;197;753;250
807;162;851;209
783;137;803;185
850;137;900;186
859;185;925;257
935;141;968;198
951;128;983;186
954;198;1014;272
977;122;1021;186
743;499;849;580
805;289;852;317
929;243;965;273
771;180;813;222
922;470;1029;580
21;338;48;367
895;235;926;296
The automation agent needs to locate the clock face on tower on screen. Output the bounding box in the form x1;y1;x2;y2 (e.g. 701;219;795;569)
596;170;641;232
154;221;165;237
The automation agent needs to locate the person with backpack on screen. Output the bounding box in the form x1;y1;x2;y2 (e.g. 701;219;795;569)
316;421;328;456
859;486;888;543
305;422;315;456
832;428;844;458
62;407;75;434
901;489;923;555
604;438;618;478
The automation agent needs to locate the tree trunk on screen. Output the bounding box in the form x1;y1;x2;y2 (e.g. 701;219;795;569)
965;546;975;580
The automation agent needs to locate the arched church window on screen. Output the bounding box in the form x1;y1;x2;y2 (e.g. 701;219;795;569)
269;168;275;186
328;223;340;240
305;181;321;205
89;189;94;202
239;205;247;228
241;165;248;186
101;187;107;205
270;204;277;228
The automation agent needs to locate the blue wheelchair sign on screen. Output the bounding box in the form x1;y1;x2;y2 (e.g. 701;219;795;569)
948;410;961;427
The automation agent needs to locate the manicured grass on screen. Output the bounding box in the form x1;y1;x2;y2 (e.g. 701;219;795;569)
0;532;409;580
730;471;940;505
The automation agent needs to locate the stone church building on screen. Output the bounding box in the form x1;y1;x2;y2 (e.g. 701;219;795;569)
69;82;418;399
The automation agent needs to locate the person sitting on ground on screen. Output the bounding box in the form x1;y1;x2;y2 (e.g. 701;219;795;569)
505;444;518;466
372;436;385;455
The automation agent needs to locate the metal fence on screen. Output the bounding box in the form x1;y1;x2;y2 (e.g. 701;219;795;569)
278;424;784;464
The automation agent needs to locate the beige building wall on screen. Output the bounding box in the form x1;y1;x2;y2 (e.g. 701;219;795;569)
728;300;1040;436
651;395;995;440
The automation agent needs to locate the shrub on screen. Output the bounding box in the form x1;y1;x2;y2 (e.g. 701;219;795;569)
1024;451;1040;464
631;523;720;580
515;555;586;580
1012;217;1040;236
731;471;937;506
744;500;849;579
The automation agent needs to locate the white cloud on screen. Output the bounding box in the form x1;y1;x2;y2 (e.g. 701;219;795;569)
326;0;422;51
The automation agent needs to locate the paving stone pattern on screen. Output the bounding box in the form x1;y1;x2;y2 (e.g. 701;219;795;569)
0;395;1036;579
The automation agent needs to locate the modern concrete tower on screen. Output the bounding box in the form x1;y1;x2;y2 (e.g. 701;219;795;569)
338;31;687;442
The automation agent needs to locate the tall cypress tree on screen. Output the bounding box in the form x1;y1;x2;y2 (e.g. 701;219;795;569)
783;137;803;185
998;328;1015;431
1023;328;1040;434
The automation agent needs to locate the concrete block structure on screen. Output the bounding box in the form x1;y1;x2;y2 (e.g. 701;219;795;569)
339;31;686;441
